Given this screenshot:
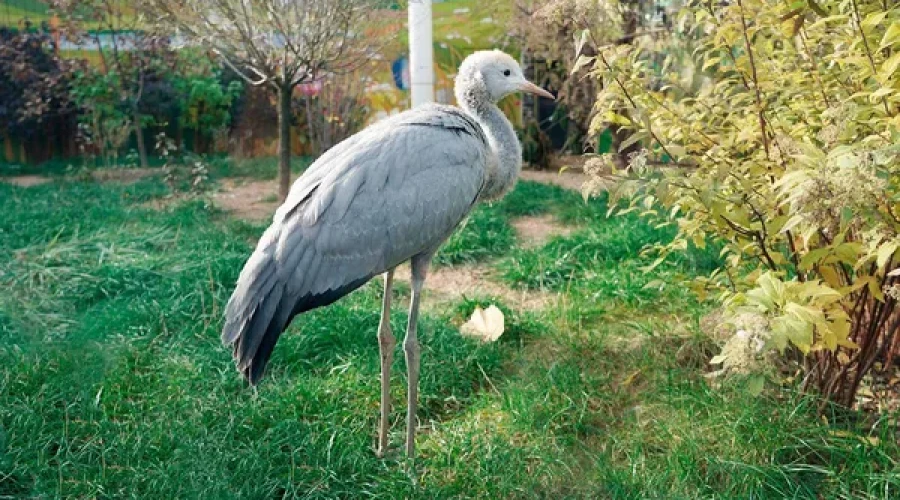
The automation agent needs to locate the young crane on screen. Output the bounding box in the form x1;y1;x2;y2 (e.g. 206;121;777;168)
222;50;553;458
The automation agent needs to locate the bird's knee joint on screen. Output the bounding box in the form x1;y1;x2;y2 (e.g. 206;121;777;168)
379;331;395;350
378;323;395;344
403;338;420;357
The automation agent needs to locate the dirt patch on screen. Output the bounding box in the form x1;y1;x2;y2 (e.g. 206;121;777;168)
3;168;160;188
394;262;556;312
520;168;587;193
142;178;279;221
90;167;158;183
212;179;280;221
552;154;589;171
511;214;574;248
141;196;185;212
1;175;53;187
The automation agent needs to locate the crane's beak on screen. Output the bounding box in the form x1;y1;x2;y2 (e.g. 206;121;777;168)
518;81;555;100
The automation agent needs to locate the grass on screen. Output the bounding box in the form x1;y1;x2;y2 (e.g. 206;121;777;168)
1;172;898;498
206;155;314;181
436;180;599;267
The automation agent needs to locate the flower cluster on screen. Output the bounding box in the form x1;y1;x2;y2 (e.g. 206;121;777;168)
788;149;885;234
713;312;772;375
817;103;857;147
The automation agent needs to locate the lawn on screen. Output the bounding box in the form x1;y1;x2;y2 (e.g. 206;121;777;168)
1;165;898;498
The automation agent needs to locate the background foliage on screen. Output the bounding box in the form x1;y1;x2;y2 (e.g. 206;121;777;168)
576;0;900;407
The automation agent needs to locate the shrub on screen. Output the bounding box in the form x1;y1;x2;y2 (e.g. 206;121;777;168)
0;26;79;162
577;0;900;407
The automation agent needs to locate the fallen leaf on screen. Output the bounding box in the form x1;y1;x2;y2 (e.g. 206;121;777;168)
461;305;505;342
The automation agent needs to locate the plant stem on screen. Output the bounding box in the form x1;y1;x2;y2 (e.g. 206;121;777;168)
850;0;892;116
736;0;771;160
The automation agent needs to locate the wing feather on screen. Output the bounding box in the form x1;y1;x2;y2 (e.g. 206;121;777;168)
223;105;489;383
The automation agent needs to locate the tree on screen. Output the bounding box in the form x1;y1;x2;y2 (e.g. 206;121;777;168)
145;0;376;199
579;0;900;408
296;69;370;157
0;24;79;162
53;0;177;168
170;51;244;153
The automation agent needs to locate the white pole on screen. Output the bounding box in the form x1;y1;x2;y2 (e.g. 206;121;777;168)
408;0;434;108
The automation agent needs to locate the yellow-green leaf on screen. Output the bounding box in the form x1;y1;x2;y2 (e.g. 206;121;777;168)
747;374;765;396
879;22;900;50
867;276;886;301
879;52;900;83
876;241;898;269
619;130;647;151
862;11;889;29
819;266;843;289
801;248;830;270
571;54;595;74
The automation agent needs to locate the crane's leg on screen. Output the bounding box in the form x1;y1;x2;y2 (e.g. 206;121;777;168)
376;270;395;458
404;254;430;459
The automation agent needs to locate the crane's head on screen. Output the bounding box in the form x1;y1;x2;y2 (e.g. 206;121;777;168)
455;50;554;104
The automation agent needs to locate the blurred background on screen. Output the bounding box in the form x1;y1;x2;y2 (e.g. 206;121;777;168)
0;0;616;168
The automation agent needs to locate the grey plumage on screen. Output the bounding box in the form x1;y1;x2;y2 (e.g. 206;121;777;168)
221;50;554;457
222;105;488;383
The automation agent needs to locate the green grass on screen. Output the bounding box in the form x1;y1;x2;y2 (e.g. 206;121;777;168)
206;155;314;181
1;173;898;498
497;187;721;318
435;180;597;267
435;205;516;266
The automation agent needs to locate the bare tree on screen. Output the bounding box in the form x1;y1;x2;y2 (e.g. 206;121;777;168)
145;0;376;199
298;69;370;157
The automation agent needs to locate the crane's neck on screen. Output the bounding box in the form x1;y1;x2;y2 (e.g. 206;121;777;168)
457;82;521;201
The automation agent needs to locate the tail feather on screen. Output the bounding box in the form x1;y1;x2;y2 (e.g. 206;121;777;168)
222;234;288;384
222;249;279;344
234;283;284;373
243;292;297;384
222;236;377;385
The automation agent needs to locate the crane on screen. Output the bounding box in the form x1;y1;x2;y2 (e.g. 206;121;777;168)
222;50;554;459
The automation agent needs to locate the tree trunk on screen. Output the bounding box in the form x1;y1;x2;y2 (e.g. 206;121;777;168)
132;106;149;168
196;101;205;154
278;84;293;201
304;94;320;156
3;131;13;163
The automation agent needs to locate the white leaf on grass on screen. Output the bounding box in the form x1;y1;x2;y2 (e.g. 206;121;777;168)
460;305;505;342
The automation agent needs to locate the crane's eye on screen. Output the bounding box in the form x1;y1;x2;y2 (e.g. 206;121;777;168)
503;69;511;77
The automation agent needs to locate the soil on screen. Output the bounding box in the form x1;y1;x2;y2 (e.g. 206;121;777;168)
211;178;280;221
519;168;587;193
197;175;576;312
392;261;557;312
90;168;158;183
1;175;52;187
206;166;589;223
511;214;574;248
3;167;158;188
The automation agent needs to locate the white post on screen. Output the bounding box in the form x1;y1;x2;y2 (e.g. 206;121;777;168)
408;0;434;108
